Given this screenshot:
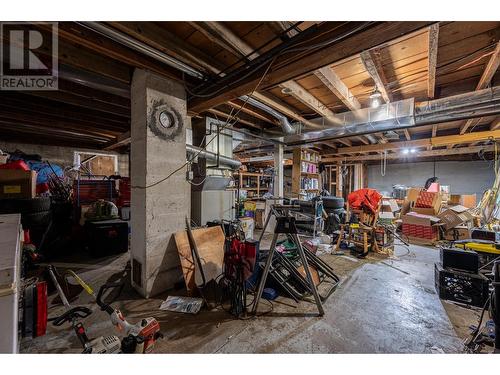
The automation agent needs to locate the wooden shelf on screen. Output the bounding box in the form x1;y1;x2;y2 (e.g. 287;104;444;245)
301;171;319;176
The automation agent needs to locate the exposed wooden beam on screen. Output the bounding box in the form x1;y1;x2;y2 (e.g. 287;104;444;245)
404;129;412;141
271;21;300;38
357;136;370;145
427;23;439;99
108;22;226;75
322;145;494;162
227;100;277;125
337;139;353;147
460;117;482;135
314;67;361;111
477;42;500;90
251;92;320;129
322;130;500;156
280;81;335;120
207;108;262;130
189;22;258;60
490;117;500;131
460;42;500;135
104;131;131;150
188;22;432;114
35;23;178;83
432;125;437;138
360;49;392;103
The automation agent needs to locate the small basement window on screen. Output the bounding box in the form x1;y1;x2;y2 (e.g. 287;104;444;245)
73;151;118;177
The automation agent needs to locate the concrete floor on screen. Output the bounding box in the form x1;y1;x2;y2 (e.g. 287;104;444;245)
21;235;482;354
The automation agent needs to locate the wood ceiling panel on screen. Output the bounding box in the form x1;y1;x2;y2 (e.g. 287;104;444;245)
438;31;500;68
438;22;500;47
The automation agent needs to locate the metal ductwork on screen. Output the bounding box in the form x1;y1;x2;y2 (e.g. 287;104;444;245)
186;144;241;170
239;95;296;135
364;134;378;144
283;87;500;146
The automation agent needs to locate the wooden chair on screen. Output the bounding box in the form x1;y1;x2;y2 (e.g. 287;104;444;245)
336;201;381;256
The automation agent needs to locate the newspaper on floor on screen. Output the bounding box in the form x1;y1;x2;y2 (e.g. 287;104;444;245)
160;296;203;314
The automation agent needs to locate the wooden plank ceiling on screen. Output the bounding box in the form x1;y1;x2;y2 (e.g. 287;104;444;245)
0;21;498;160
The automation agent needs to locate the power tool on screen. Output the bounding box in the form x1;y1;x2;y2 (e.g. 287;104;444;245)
47;266;121;354
66;270;163;353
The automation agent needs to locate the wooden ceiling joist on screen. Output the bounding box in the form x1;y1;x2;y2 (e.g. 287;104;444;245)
207;108;262;130
427;23;440;99
279;80;335;120
360;49;392;103
108;22;226;75
189;22;259;60
188;22;432;114
322;145;494;162
404;129;412;141
314;67;361;111
490;117;500;131
321;129;500;156
460;41;500;134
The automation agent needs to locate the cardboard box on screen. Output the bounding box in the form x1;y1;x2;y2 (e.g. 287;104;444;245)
406;188;421;203
449;194;477;209
443;225;471;241
380;198;399;213
402;212;440;244
415;191;442;211
438;205;474;230
0;170;36;199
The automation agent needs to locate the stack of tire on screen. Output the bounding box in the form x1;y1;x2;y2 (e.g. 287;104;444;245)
0;197;52;243
322;196;346;235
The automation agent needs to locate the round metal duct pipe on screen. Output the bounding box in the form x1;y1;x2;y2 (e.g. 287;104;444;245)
186;144;242;170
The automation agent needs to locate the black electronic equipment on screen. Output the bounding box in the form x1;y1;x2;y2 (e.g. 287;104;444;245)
471;228;500;242
440;247;479;273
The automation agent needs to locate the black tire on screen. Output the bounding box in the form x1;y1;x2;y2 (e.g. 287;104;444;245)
0;197;51;215
21;211;52;228
322;196;344;209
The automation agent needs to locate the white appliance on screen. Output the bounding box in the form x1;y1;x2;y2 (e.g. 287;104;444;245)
0;214;22;353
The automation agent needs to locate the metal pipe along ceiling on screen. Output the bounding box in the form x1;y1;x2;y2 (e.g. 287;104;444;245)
239;95;295;134
78;22;204;79
186;144;242;170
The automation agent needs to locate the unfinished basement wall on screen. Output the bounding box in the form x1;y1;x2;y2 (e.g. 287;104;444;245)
366;160;495;198
0;140;129;176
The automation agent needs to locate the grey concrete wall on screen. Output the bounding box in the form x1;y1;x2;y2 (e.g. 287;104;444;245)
0;140;129;176
367;160;495;197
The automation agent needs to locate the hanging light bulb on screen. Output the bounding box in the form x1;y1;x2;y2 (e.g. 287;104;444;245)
402;148;410;155
370;88;382;109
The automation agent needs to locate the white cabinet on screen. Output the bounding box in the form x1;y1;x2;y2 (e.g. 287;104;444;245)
0;214;22;353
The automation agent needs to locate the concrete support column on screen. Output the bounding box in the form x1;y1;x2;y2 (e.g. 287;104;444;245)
130;69;189;297
273;144;284;197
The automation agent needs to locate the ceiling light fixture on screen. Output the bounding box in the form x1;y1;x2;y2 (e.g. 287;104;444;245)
402;148;410;155
410;148;417;154
370;88;382;109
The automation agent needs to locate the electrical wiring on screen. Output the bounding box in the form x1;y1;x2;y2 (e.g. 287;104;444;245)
185;22;373;100
133;57;276;190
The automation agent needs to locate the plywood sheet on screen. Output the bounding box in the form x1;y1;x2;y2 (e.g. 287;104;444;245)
174;230;195;293
192;226;225;286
